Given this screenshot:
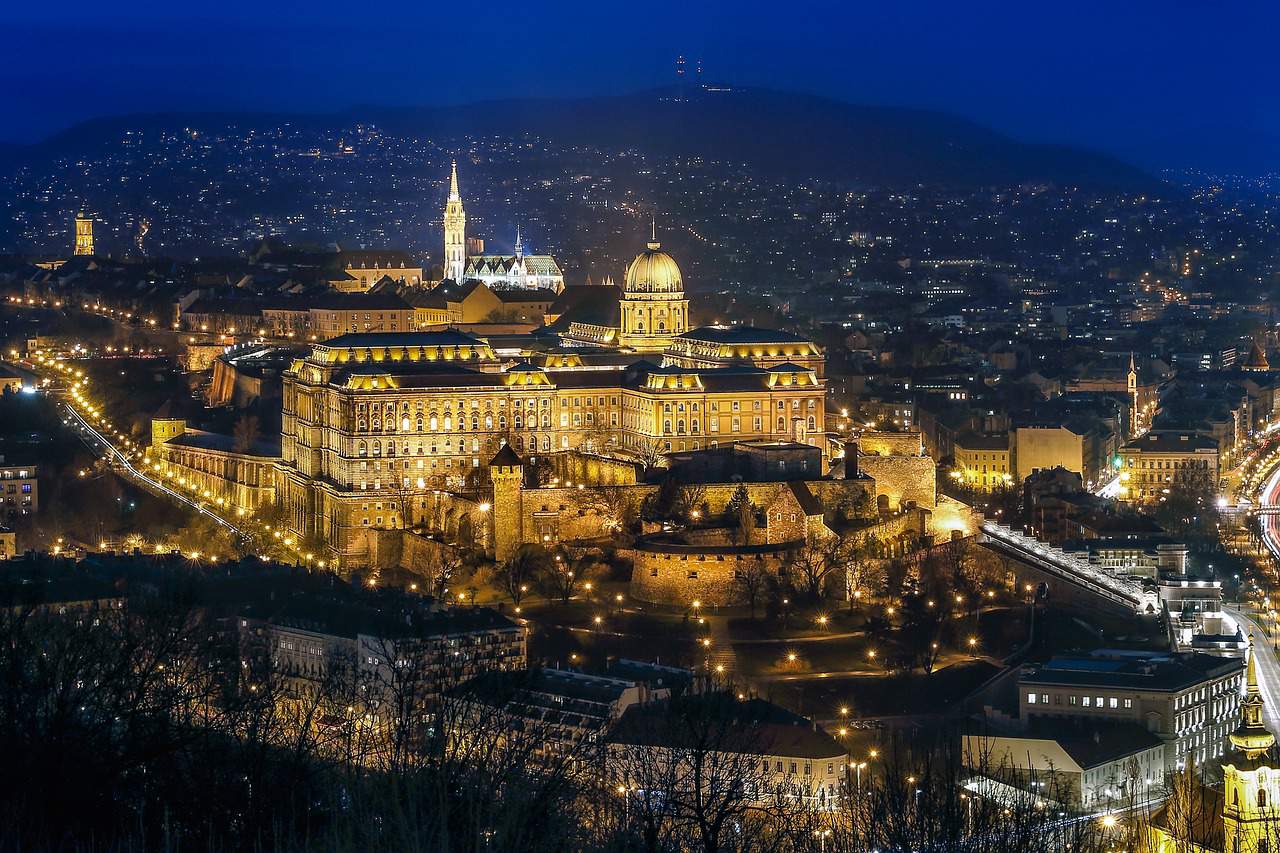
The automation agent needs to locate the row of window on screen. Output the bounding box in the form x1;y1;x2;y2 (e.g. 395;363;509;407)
1027;692;1133;710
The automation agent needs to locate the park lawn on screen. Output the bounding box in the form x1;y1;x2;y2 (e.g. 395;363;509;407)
527;622;702;672
520;599;699;639
732;635;882;678
727;608;870;641
762;660;1001;720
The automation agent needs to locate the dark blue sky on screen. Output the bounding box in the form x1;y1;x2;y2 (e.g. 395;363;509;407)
5;0;1274;172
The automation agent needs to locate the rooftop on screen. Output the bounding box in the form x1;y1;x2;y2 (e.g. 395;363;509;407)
1021;652;1240;693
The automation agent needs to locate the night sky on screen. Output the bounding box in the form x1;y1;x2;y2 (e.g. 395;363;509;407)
4;0;1273;173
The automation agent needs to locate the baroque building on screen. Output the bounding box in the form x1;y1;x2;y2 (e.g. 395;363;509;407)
154;236;832;566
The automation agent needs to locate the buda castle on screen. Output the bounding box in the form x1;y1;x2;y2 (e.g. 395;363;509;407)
152;177;832;564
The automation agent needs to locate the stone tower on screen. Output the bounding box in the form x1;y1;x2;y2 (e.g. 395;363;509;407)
1223;638;1279;852
443;160;466;282
488;444;525;561
74;211;94;256
150;418;186;450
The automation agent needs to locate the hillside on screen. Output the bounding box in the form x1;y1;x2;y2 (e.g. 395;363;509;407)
8;87;1150;189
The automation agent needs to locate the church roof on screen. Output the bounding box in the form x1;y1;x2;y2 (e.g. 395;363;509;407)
1244;340;1271;370
466;255;562;277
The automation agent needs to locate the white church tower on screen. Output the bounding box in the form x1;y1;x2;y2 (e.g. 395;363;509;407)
443;160;466;281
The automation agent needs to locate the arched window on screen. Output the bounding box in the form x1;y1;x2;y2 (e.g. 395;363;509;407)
777;416;786;432
429;416;438;431
416;417;424;432
485;415;493;429
1261;788;1268;809
499;416;507;429
515;415;523;429
358;441;367;457
471;415;480;430
808;415;816;430
664;419;672;435
444;415;452;430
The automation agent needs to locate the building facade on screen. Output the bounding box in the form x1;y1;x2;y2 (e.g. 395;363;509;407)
1118;431;1220;504
1019;652;1242;773
0;457;37;517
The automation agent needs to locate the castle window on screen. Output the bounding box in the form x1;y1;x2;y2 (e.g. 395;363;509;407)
1261;789;1268;809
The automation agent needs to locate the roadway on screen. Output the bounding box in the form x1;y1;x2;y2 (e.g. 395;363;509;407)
1225;606;1280;735
55;390;251;544
1237;459;1280;735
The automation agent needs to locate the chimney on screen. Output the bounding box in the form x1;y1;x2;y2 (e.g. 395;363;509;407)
844;440;859;480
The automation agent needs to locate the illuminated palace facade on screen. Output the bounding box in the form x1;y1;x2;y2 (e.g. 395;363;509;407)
281;238;824;557
159;237;828;563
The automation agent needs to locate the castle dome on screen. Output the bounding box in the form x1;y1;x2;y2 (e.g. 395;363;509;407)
624;240;683;295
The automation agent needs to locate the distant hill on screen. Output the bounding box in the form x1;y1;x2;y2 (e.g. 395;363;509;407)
5;87;1151;189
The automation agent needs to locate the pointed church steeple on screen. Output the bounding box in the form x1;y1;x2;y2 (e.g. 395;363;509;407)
443;160;466;281
514;222;523;259
1231;637;1276;759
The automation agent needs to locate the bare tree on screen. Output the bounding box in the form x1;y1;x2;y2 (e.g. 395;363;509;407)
734;561;770;620
232;413;261;453
785;535;849;602
542;546;595;604
629;437;668;471
495;544;547;606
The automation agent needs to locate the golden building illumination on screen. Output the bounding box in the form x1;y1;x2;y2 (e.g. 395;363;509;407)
74;211;94;256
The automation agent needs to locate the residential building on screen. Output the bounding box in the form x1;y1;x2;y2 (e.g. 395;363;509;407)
1019;652;1242;772
953;432;1012;491
0;456;37;517
963;720;1166;809
1118;431;1219;504
607;694;849;809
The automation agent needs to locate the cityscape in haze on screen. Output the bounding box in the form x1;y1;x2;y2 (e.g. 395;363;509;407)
2;3;1280;851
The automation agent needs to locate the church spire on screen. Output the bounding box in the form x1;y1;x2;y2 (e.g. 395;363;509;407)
443;160;466;281
1230;636;1276;759
648;213;660;251
515;222;523;258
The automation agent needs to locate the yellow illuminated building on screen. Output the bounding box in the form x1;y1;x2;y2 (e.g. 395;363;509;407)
153;235;829;564
74;212;94;256
953;433;1012;491
616;235;689;351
